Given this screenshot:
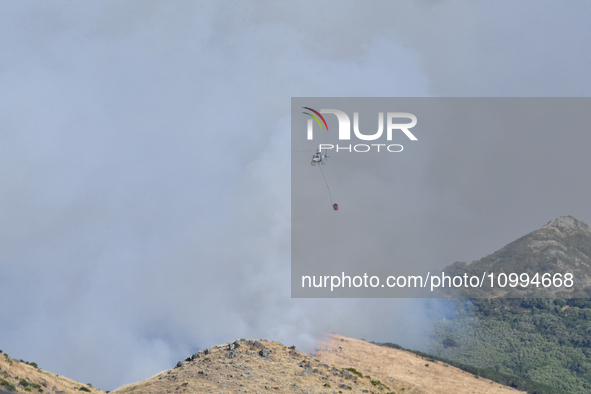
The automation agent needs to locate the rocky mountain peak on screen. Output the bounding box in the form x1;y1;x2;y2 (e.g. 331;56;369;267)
542;215;591;236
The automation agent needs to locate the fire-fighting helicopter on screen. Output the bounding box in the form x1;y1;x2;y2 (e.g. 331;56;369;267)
311;149;328;166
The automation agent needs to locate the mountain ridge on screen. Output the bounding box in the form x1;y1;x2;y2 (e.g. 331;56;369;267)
443;215;591;297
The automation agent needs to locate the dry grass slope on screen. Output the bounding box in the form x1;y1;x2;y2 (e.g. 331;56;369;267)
0;352;105;394
112;335;524;394
315;334;524;394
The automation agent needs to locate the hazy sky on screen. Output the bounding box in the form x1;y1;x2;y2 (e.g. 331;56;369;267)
1;1;591;391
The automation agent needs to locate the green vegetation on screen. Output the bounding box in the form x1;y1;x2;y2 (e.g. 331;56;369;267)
375;338;569;394
16;377;41;392
15;359;39;368
344;367;363;378
78;386;91;392
424;298;591;394
369;378;389;390
0;378;16;391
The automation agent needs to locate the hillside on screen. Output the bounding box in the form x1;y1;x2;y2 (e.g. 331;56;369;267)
315;334;525;394
0;351;105;394
426;297;591;394
111;334;523;394
443;216;591;297
421;216;591;393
